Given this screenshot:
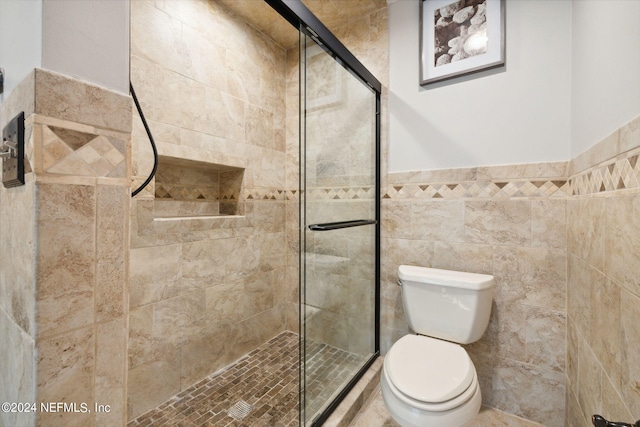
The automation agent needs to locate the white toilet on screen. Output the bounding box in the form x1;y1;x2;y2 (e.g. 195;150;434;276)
381;265;494;427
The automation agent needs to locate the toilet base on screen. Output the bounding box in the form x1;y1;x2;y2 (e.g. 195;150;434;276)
381;369;481;427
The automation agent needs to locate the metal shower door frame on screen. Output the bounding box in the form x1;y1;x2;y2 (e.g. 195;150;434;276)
262;1;381;425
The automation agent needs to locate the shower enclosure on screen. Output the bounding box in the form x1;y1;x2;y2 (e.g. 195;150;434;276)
275;4;382;421
128;0;381;425
296;18;381;426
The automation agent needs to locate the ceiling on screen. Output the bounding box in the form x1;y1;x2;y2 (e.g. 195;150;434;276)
217;0;387;49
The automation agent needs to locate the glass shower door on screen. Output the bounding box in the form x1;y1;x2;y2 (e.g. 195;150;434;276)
299;32;379;426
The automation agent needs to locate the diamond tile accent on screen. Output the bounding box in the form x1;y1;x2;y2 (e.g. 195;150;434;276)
381;179;569;200
39;125;126;177
570;149;640;196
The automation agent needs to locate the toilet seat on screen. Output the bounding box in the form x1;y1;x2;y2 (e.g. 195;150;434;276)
384;334;478;412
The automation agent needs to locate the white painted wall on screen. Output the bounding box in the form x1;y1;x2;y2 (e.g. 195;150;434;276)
570;0;640;157
388;0;572;172
42;0;130;95
0;0;43;100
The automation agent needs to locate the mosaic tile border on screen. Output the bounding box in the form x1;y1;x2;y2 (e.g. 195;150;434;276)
569;150;640;196
382;179;570;200
148;186;378;201
144;150;640;202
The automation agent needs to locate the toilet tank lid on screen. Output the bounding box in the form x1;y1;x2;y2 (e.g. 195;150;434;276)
398;265;494;290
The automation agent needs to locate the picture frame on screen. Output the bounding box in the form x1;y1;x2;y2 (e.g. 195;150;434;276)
420;0;505;86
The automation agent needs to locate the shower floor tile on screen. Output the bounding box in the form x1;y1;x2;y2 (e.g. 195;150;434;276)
128;331;299;427
127;331;367;427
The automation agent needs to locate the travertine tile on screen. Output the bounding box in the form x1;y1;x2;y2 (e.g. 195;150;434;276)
34;69;132;133
37;327;95;427
178;324;232;389
565;386;588;427
0;179;36;336
128;304;154;369
0;310;36;427
492;357;565;427
95;319;126;427
619;115;640;154
36;183;96;337
590;277;622;390
152;291;206;352
567;254;603;341
601;371;634;424
96;185;128;322
604;194;640;298
381;237;434;282
485;301;527;361
478;161;568;180
493;246;566;311
127;351;181;420
129;243;182;308
525;306;566;372
566;317;579;393
411;200;465;242
464;200;531;246
620;289;640;416
531;199;567;249
387;167;478;185
577;331;602;422
567;197;605;270
432;241;493;275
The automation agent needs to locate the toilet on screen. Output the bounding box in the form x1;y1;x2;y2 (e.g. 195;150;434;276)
381;265;494;427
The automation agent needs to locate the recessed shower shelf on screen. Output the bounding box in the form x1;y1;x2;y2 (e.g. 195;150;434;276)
153;155;245;219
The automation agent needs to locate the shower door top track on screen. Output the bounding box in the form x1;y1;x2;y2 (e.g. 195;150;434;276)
263;0;382;94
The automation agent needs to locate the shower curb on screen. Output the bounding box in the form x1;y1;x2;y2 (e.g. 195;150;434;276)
322;357;383;427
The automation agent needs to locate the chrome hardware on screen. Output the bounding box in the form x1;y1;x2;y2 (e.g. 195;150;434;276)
0;138;17;158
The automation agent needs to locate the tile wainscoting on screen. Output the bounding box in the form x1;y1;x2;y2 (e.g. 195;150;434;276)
380;115;640;426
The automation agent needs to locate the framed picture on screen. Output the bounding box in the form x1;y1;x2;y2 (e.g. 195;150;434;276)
420;0;505;86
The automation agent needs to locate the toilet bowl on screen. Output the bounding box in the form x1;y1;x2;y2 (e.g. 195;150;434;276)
381;334;481;427
381;266;494;427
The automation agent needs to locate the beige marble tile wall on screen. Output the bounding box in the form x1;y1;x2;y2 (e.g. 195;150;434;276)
381;163;569;426
0;72;37;427
1;69;131;427
128;0;294;419
565;115;640;426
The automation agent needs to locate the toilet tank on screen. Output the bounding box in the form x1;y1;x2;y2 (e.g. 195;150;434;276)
398;265;494;345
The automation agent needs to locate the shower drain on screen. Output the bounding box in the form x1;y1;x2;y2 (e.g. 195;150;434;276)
227;400;253;420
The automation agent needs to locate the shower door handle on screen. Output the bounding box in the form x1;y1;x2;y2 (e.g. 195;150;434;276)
308;219;377;231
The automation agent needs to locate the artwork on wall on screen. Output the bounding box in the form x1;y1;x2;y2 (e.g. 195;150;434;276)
420;0;505;86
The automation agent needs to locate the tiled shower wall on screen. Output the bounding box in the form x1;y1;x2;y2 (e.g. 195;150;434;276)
0;73;37;427
565;116;640;425
381;163;569;426
0;68;131;427
128;0;294;419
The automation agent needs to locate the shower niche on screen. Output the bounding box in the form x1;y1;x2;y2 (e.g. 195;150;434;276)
153;155;245;218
